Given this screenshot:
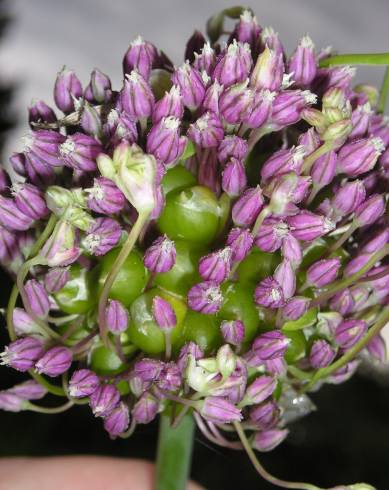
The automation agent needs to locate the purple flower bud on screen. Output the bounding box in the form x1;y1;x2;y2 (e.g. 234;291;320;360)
198;247;232;284
219;81;252;125
151;296;177;331
251;46;284;92
253;331;289;360
152;85;184;124
309;339;336;368
188;111;224;148
212;40;252;87
134;358;163;383
250;400;280;430
218;135;248;164
8;379;47;400
104;109;138;145
261;145;306;182
0;392;27;412
366;333;386;362
337;137;384;177
44;267;70;293
23;130;65;168
349;103;373;139
11;183;49;221
132;391;159;424
84;68;112;104
187;281;223;314
104;401;130;437
199;396;242;423
226;227;253;262
35;346;73;377
282;296;311;321
330;289;355;316
328;360;359;385
254;218;288;253
121;70;155;119
232;186;264;227
281;234;303;267
332;180;366;216
242;375;277;405
287;211;334;241
255;277;285;309
361;229;389;254
177;342;204;372
105;300;129;334
144;235;176;273
234;10;261;53
54;66;82;113
12;308;41;337
0;225;18;263
261;26;285;54
0;337;45;372
335;319;368;349
41;220;80;267
270;90;317;129
252;428;289;452
220;320;245;346
80;102;102;138
307;258;341;287
298;128;321;155
350;286;370;312
123;36;157;79
354;194;385;226
28;99;57;126
90;384;121;418
147;116;186;165
202;80;223;114
343;254;371;277
24;279;50;318
59;133;102;172
193;41;216;73
83;218;121;256
23;152;55;187
172;62;205;111
274;260;296;300
288;35;317;87
0;196;34;231
221;158;247;198
311;150;337;188
86;177;125;215
156;362;182;392
244;89;275;128
369;114;389;145
69;369;100;398
195;147;221;195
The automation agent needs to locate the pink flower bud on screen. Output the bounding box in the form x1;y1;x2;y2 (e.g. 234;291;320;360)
226;227;253;262
187;281;223;314
232;186;264;227
105;300;129;334
220;320;245;346
255;277;285;308
152;85;184;124
252;331;289;360
310;339;336;368
337;136;384;177
123;36;157;79
217;135;248;163
0;337;45;372
288;35;317;87
152;296;177;331
147;116;186;165
69;369;100;398
83;218;122;256
222;158;247;197
104;401;130;437
187;111;224;148
287;211;335;241
144;235;176;273
172;62;205;111
335;319;368;349
25;279;50;318
332;180;366;216
121;70;155;119
132;391;159;424
199;396;242;423
35;346;73;377
90;384;121;418
54;66;82;113
307;258;341;287
212;40;252;87
252;428;289;452
354;194;385;226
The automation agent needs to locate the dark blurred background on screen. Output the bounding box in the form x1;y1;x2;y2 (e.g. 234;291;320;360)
1;1;389;489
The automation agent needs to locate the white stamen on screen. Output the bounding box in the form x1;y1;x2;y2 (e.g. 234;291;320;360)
292;145;307;165
262;26;277;40
218;247;232;262
207;286;223;304
360;102;372;114
241;9;254;23
86;182;105;201
282;73;294;89
300;35;315;50
131;35;144;46
323;218;335;233
107;109;119;126
201;42;213;55
274;222;289;238
10;183;23;196
164;116;180;130
161;236;174;253
22;134;34;152
261;89;277;103
271;288;282;302
201;70;210;85
340;66;357;78
83;233;101;253
126;70;142;83
302;91;317;105
371;136;385;153
59;139;75;156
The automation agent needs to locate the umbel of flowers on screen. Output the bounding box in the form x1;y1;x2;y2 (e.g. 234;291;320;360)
0;6;388;490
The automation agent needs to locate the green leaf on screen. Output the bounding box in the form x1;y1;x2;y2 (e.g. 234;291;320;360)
282;307;318;332
180;140;196;161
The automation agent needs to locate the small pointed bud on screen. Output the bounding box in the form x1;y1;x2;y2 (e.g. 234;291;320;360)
343;253;373;278
221;157;247;198
307;258;341;287
104;109;138;145
69;369;100;398
270;90;317;129
0;337;45;372
232;186;264;227
0;196;34;231
84;68;112;104
282;296;310;321
298;128;321;155
254;218;288;253
311;150;337;188
328;359;360;385
0;392;28;412
104;401;130;437
251;46;284;92
354;194;385;226
202;80;223;114
144;235;176;273
350;286;370;312
287;211;334;241
193;41;216;74
188;281;223;314
121;70;155;119
11;183;49;220
219;81;252;125
35;346;73;377
199;396;242;423
90;384;121;418
246;89;276;130
212;40;252;87
12;308;41;337
199;247;232;284
234;9;261;53
86;177;125;215
133;358;163;383
152;295;176;331
24;279;50;318
8;380;47;400
250;400;280;430
41;220;80;267
0;225;18;264
59;133;102;172
217;135;248;164
332;180;366;216
337;136;384;177
335;319;368;349
177;342;204;372
349;103;373;139
132;391;159;424
309;339;336;368
9;153;26;177
241;375;277;406
253;331;289;360
105;300;129;334
123;36;157;79
152;85;184;124
330;289;355;316
23;129;65;168
261;145;306;182
83;218;122;256
23;151;56;187
172;62;205;111
188;111;224;148
226;227;253;262
288;35;317;86
369;114;389;145
255;277;285;309
147;116;186;165
44;267;70;293
220;320;245;346
252;428;289;452
54;66;82;113
361;229;389;254
366;334;386;362
156;362;182;392
80;102;102;138
28;99;57;126
216;344;236;378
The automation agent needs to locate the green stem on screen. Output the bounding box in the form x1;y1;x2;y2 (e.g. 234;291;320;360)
378;66;389;113
155;411;195;490
301;141;333;174
26;400;74;414
28;371;66;397
319;52;389;67
98;213;149;345
303;307;389;392
233;422;323;490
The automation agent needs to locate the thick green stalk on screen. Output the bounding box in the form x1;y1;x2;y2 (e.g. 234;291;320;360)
319;52;389;67
155;412;195;490
378;66;389;113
